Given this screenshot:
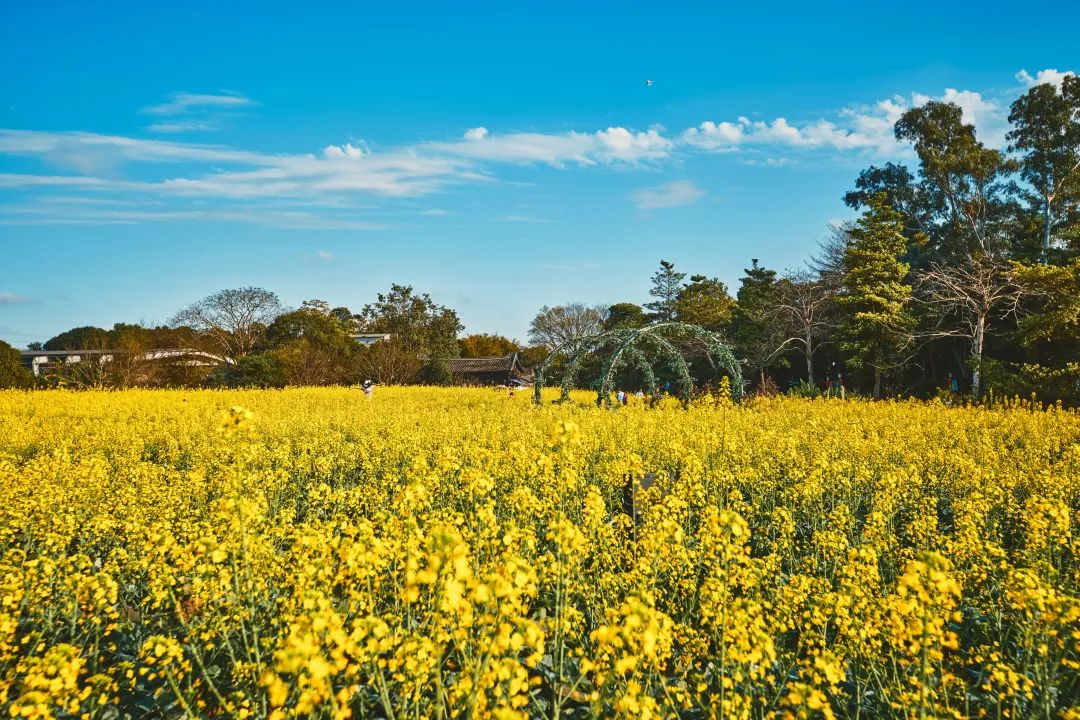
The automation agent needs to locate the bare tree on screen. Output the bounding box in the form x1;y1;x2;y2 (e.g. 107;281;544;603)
810;222;854;279
171;287;283;358
768;269;838;386
528;304;608;353
916;257;1024;397
355;340;423;385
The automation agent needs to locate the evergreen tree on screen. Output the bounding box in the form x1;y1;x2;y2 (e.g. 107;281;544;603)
645;260;686;321
730;259;783;389
838;193;915;398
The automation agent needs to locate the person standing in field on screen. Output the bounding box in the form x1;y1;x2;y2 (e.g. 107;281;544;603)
362;380;374;398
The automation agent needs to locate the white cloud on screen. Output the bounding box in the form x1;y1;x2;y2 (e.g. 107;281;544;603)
1016;68;1076;89
419;208;450;216
143;92;254;116
630;180;705;211
147;121;219;134
316;249;333;260
680;120;745;150
434;126;673;166
0;292;32;304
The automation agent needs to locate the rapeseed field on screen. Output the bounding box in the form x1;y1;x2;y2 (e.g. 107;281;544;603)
0;387;1077;719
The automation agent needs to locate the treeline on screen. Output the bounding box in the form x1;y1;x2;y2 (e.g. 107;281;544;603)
0;284;531;389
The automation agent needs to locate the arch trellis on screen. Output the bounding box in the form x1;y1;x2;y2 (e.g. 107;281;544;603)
532;322;743;407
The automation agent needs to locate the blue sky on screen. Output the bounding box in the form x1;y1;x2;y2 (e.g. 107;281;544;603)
1;1;1078;347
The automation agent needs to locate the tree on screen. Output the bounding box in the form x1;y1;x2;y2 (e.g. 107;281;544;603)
771;269;837;386
1008;74;1080;264
0;340;32;388
528;304;607;353
355;340;424;385
675;275;735;332
265;307;356;385
645;260;686;321
895;101;1013;260
603;303;648;330
838;194;916;398
1013;258;1080;353
43;326;109;351
730;259;784;388
359;284;462;361
459;334;520;358
171;287;283;358
916;257;1023;397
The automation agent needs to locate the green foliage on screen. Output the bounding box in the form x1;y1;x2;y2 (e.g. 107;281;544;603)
730;260;784;383
1007;75;1080;264
210;353;286;388
43;326;109;351
675;275;735;331
0;341;32;389
360;284;462;360
838;193;915;397
603;303;648;330
1014;259;1080;364
979;358;1080;406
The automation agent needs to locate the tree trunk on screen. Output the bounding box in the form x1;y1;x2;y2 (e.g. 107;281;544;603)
1043;196;1053;266
971;314;986;398
805;330;814;386
873;367;882;399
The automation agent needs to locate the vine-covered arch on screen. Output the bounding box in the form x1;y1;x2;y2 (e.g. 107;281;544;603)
532;322;743;407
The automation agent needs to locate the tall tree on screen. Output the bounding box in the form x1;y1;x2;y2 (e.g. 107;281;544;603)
171;287;283;358
675;275;735;331
895;101;1013;260
528;304;606;353
771;269;837;386
1008;74;1080;264
838;194;915;398
730;259;784;388
359;284;462;360
645;260;686;321
916;258;1023;397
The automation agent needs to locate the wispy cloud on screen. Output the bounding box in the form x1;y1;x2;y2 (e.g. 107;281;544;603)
0;292;33;305
419;208;451;216
630;180;705;211
316;249;333;260
0;202;382;230
143;92;254;116
141;91;255;133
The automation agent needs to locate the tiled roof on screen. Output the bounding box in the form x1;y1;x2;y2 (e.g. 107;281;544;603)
445;355;516;373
